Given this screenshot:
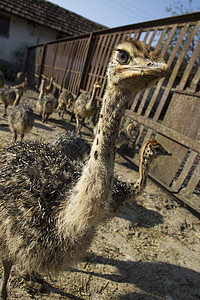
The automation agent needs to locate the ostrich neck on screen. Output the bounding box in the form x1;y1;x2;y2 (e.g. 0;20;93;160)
126;157;152;203
59;86;133;240
39;81;45;99
13;93;21;106
87;86;98;109
136;158;151;193
47;78;53;89
92;87;130;162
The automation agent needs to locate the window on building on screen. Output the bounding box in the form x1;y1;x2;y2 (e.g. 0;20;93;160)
0;14;10;37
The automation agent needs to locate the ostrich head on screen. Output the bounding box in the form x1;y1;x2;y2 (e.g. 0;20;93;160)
141;139;172;162
93;81;101;90
107;40;169;100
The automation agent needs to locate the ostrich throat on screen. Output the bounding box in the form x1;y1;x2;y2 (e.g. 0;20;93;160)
85;87;130;196
87;85;99;110
61;88;132;237
134;156;151;196
91;88;130;172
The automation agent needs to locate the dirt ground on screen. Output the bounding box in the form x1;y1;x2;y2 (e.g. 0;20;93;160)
0;84;200;300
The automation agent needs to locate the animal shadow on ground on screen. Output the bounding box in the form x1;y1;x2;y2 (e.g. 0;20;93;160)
0;124;9;132
35;280;85;300
48;116;76;131
75;254;200;300
33;120;54;132
10;270;85;300
116;150;138;169
119;203;164;227
27;96;38;101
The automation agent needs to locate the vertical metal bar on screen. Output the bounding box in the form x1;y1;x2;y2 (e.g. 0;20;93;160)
62;41;75;90
50;44;58;78
147;28;158;47
190;66;200;93
76;32;96;94
171;151;198;191
90;35;106;88
98;33;122;99
142;29;151;43
37;43;47;90
180;161;200;197
136;26;169;115
144;25;178;117
178;36;200;90
154;22;199;121
72;39;87;94
86;34;104;91
160;24;178;58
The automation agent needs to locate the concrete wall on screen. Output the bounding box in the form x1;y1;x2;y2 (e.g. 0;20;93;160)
0;13;64;74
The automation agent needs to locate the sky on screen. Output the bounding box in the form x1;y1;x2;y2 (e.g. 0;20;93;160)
49;0;200;28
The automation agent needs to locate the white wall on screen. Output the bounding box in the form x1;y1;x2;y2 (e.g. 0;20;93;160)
0;13;62;72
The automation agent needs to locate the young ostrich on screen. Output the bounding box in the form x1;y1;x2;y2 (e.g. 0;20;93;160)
57;90;74;119
38;78;47;99
16;71;24;84
44;76;54;95
0;85;23;117
36;78;56;122
21;77;29;94
38;77;54;99
116;122;138;153
8;97;34;142
0;71;5;89
112;138;171;211
0;40;169;299
74;81;101;134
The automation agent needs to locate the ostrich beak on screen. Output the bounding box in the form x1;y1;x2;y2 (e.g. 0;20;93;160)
123;62;169;79
162;149;172;156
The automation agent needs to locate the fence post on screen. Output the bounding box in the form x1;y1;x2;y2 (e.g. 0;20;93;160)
51;43;58;78
37;43;47;91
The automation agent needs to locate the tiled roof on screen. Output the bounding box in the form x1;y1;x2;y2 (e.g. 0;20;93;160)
0;0;107;36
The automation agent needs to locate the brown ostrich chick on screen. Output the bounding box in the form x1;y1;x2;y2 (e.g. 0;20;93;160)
74;81;101;134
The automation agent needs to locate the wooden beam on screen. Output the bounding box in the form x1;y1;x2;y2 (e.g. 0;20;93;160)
125;110;200;153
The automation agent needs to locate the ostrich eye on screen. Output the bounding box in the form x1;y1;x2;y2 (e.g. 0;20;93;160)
117;50;129;64
154;146;160;152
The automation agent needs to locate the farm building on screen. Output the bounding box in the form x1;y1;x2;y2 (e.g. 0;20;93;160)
0;0;106;76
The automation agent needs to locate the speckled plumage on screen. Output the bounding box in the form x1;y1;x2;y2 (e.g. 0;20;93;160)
52;131;91;160
8;103;34;141
0;86;23;117
57;90;74;119
74;82;101;133
0;141;84;274
0;140;131;272
0;40;169;299
36;95;56;122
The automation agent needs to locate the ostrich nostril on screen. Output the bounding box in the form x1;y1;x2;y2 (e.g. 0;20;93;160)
147;62;154;66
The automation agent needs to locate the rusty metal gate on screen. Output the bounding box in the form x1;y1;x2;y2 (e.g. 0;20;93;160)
26;12;200;214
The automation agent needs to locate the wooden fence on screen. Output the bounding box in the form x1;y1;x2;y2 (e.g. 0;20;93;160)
26;12;200;214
